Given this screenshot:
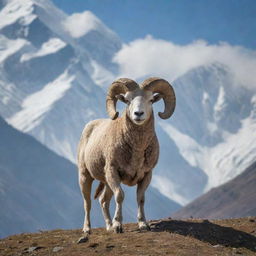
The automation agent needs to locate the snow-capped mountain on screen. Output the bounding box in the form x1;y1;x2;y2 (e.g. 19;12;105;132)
0;0;255;209
0;0;121;162
152;63;256;204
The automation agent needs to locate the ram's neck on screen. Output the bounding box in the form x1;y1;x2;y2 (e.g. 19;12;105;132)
120;111;156;150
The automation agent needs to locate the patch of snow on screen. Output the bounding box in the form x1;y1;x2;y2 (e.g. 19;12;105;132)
7;70;74;131
0;0;36;29
206;122;218;134
214;86;226;121
202;91;209;105
152;175;189;206
159;122;204;169
0;35;27;62
90;59;115;88
205;115;256;190
20;38;66;62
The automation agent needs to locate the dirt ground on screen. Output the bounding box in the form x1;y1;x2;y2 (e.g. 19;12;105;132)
1;217;256;256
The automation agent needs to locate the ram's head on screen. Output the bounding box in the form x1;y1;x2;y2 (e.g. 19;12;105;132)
106;77;176;125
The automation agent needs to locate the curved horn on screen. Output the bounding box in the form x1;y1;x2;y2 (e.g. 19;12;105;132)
141;77;176;119
106;78;138;119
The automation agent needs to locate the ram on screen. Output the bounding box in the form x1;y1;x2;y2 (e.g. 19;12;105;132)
77;77;176;233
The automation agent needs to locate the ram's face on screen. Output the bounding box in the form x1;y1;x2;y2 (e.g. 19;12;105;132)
117;89;162;125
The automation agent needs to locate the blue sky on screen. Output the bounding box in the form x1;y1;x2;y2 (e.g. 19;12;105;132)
53;0;256;49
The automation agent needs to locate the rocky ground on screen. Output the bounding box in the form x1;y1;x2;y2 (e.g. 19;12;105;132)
1;217;256;256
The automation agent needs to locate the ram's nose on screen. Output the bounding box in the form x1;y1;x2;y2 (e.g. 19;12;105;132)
134;111;144;117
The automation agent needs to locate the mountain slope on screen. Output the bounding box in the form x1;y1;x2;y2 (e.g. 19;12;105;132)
0;0;120;162
0;116;83;238
172;161;256;219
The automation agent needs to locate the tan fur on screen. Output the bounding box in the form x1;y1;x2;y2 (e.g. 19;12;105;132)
78;110;159;233
78;77;175;234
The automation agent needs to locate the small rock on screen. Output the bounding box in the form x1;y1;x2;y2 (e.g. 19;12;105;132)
77;235;89;244
106;244;115;249
88;243;99;248
52;246;64;252
27;246;43;252
249;219;255;222
213;244;221;248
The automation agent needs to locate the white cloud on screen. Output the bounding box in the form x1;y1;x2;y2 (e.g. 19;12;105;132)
113;35;256;90
63;11;100;38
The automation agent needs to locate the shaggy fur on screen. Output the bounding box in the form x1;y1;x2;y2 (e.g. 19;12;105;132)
77;77;175;234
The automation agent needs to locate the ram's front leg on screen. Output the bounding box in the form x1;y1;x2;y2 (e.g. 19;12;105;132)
137;171;152;231
105;163;124;233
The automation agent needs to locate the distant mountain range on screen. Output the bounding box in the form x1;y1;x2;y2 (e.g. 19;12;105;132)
0;0;255;215
172;161;256;219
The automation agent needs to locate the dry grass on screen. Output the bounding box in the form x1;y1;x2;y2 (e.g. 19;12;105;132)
1;217;256;256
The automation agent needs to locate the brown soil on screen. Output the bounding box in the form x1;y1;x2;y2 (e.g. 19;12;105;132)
1;217;256;256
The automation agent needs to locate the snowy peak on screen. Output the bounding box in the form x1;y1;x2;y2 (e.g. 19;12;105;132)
0;0;63;30
172;62;253;146
0;0;121;72
0;0;68;45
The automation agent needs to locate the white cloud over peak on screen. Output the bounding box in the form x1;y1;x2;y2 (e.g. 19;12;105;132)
63;11;100;38
114;35;256;90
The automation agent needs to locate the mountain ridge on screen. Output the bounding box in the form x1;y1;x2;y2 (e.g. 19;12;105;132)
172;161;256;219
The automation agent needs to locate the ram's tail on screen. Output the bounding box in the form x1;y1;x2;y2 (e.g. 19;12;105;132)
94;182;105;199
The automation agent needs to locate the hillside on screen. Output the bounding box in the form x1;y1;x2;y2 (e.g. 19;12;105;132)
172;161;256;219
1;217;256;256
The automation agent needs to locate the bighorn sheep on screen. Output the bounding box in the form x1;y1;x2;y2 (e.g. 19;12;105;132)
77;77;176;233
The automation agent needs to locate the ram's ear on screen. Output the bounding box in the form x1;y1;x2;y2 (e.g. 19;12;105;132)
116;94;129;104
152;93;163;103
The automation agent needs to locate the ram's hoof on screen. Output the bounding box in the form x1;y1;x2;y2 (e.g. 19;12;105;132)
82;226;91;234
138;222;150;231
112;222;123;233
106;223;112;231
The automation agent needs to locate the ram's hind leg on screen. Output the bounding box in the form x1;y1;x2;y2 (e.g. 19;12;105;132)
79;167;94;234
99;184;113;231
